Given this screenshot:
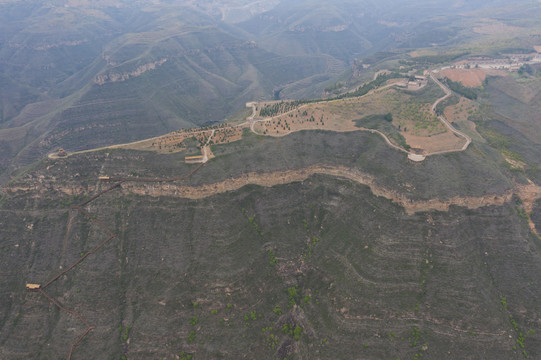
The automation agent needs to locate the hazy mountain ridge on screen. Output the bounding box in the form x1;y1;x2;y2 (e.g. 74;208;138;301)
1;1;541;359
0;0;537;182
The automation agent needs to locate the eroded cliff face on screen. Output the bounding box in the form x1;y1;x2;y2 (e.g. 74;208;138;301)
8;40;88;50
1;166;541;360
94;58;168;84
4;164;540;235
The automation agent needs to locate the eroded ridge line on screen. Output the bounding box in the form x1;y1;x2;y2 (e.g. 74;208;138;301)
118;164;541;225
78;182;123;207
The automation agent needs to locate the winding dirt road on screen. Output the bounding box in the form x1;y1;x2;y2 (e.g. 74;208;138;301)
427;72;472;155
51;70;472;164
248;75;472;162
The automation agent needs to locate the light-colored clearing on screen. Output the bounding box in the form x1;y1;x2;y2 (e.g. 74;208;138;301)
402;132;466;154
443;97;478;123
441;68;486;87
473;19;522;35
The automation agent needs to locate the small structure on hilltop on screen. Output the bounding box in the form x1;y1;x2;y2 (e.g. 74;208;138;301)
408;148;426;162
408;153;426;162
57;148;67;157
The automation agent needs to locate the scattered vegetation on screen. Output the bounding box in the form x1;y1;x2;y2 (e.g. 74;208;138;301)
268;250;277;265
354;114;410;150
410;52;469;65
443;78;478;100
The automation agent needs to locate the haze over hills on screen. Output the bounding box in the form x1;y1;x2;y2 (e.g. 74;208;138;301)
0;0;538;181
1;1;541;359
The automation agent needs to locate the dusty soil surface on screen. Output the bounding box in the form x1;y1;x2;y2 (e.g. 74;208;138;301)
77;79;469;161
517;180;541;235
401;132;466;154
253;85;411;137
473;19;522;35
441;68;487;87
254;86;454;154
119;126;245;154
444;97;477;123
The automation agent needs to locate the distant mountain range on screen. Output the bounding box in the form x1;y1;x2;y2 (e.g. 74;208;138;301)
0;0;536;181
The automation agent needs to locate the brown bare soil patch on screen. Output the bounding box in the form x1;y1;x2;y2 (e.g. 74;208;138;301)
503;155;526;171
473;20;521;35
252;91;398;136
402;132;466;154
441;68;486;87
253;102;356;136
119;125;245;154
254;85;464;154
444;98;478;123
517;181;541;235
211;127;244;144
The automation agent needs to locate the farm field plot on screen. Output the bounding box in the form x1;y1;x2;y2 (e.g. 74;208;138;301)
443;97;478;123
441;68;487;87
253;81;464;154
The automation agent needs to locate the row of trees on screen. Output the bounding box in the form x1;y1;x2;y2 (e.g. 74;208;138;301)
259;73;403;118
443;78;478;100
259;100;313;117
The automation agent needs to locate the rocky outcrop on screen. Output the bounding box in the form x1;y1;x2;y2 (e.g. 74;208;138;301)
94;58;167;85
7;165;540;227
8;40;87;50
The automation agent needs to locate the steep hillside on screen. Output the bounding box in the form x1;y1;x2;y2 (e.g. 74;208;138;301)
1;140;540;358
476;72;541;184
0;0;536;182
0;1;341;181
1;2;541;359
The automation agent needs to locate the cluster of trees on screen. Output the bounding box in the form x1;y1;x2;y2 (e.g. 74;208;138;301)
259;100;311;117
443;78;478;100
410;52;469;65
333;72;401;100
518;64;534;76
260;73;407;119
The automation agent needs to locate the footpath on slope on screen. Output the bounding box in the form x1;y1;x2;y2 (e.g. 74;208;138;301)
9;161;540;358
249;74;471;162
24;163;205;360
426;72;472;156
